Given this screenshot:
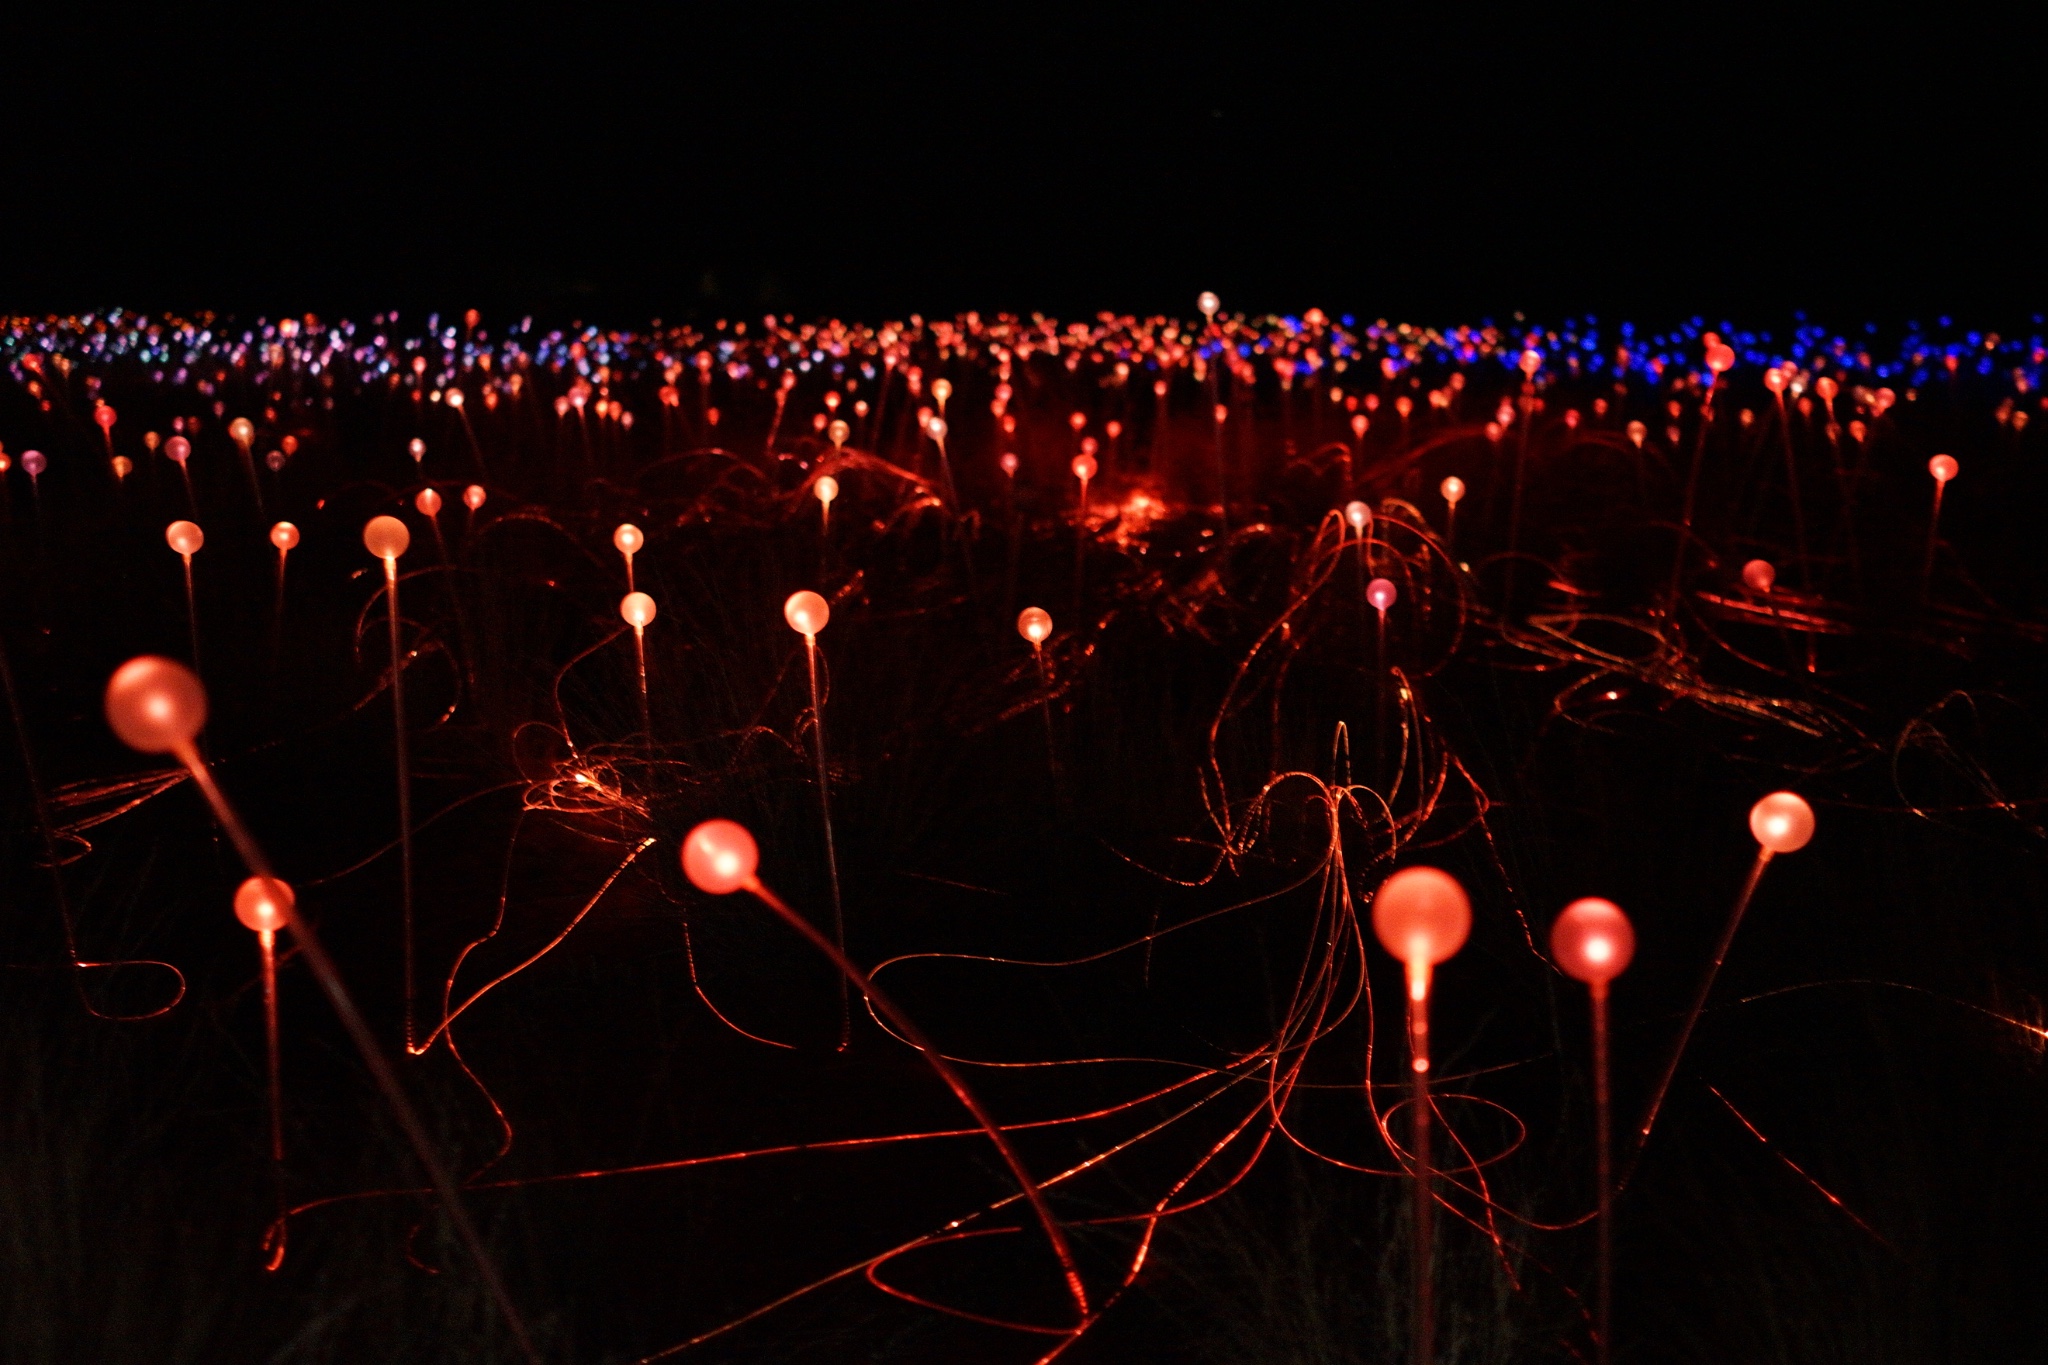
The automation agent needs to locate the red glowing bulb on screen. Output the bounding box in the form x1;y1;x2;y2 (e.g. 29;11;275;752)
408;437;425;462
1550;898;1635;987
1069;411;1087;433
95;403;116;430
1153;379;1169;398
1372;867;1471;972
1198;291;1220;318
415;487;442;517
682;819;759;895
784;590;829;637
1017;606;1052;645
1350;413;1369;439
166;436;191;464
229;417;255;447
105;656;207;754
363;515;411;562
165;520;204;557
271;521;300;552
1764;367;1787;394
999;452;1018;477
613;523;644;557
1367;577;1397;612
235;876;294;934
1742;558;1775;594
1071;454;1098;483
1105;420;1122;440
1749;792;1815;854
1928;454;1958;484
620;591;657;629
1441;476;1466;506
463;484;487;511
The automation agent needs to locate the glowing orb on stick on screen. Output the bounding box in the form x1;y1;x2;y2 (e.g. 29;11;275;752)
1017;607;1052;645
1367;577;1397;612
1372;867;1471;980
270;522;300;552
415;488;442;517
1441;476;1466;506
1550;898;1635;986
682;819;759;895
1929;454;1958;484
463;485;487;511
104;656;207;753
166;437;191;465
1344;500;1371;533
1742;559;1775;594
620;592;657;629
1198;291;1220;319
363;515;411;562
613;524;643;557
166;520;204;557
229;417;255;447
814;475;839;507
1749;792;1815;853
784;590;829;637
235;876;295;934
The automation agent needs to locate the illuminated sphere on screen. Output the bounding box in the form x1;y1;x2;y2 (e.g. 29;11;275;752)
234;876;295;934
1372;866;1471;968
1367;577;1398;612
415;487;442;517
363;515;411;561
21;450;46;477
444;388;465;409
931;378;952;404
1350;413;1369;439
828;418;849;446
1079;436;1098;457
1763;367;1787;393
620;591;657;629
1441;476;1466;506
104;656;207;754
229;417;255;446
1626;421;1646;448
463;484;487;510
95;404;117;430
814;475;839;505
1197;290;1220;318
165;520;204;556
614;523;644;556
1706;343;1736;374
999;452;1019;476
1550;898;1635;986
1153;379;1169;398
1749;792;1815;854
1742;558;1775;594
682;819;759;895
1214;404;1228;424
408;438;426;461
1815;376;1838;401
1105;420;1122;439
166;436;191;464
1928;454;1958;484
270;521;300;552
265;450;285;471
1069;411;1088;433
1017;606;1053;645
112;456;133;479
784;590;829;637
1071;454;1098;482
1519;349;1543;377
1344;500;1371;532
928;417;948;440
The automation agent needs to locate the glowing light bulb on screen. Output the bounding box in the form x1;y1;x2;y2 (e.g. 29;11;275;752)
1706;343;1736;375
1519;349;1543;377
21;450;44;478
1154;379;1169;399
112;456;133;479
1372;867;1471;980
1550;897;1635;986
613;524;644;558
928;416;948;440
229;417;255;447
1764;367;1787;393
408;438;425;463
165;520;204;557
166;436;191;465
931;377;951;408
415;487;442;517
1626;421;1646;448
104;655;207;754
682;819;759;895
1367;577;1397;612
234;876;294;934
1749;791;1815;854
828;418;849;448
999;452;1018;477
271;521;300;552
1198;291;1220;319
363;515;411;562
1069;411;1087;434
444;387;464;410
1741;558;1775;594
784;589;829;637
1350;413;1369;440
1344;500;1371;533
1017;606;1052;645
554;395;571;418
264;450;285;471
1441;476;1466;506
814;475;839;507
1071;453;1098;483
620;591;657;629
1815;376;1838;402
1928;454;1958;484
1105;420;1122;440
463;484;486;511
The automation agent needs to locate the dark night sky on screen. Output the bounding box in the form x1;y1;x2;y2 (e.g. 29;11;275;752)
4;7;2043;327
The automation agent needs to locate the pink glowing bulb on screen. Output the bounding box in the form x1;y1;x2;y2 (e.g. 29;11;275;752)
682;819;759;895
166;436;191;465
165;520;204;557
1764;367;1787;394
613;524;644;558
784;590;829;637
363;515;411;562
828;418;849;447
999;452;1019;477
444;387;465;410
1519;349;1543;377
1367;577;1397;612
1350;413;1369;440
1372;866;1472;976
415;487;442;517
1153;379;1169;399
1198;291;1220;319
1344;500;1371;532
235;876;294;934
463;484;487;511
95;403;117;430
1749;792;1815;853
265;449;285;471
1742;558;1775;593
407;438;425;463
1017;606;1053;645
620;591;657;629
1441;476;1466;506
1550;898;1635;987
104;656;207;754
1928;454;1958;484
1069;411;1088;433
814;475;839;506
554;395;571;418
229;417;255;447
927;416;948;440
1071;454;1098;483
22;449;44;478
270;521;300;552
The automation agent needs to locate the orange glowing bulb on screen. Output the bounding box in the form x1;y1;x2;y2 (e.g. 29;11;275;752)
165;520;204;557
363;515;411;562
1105;420;1122;440
1017;606;1052;645
415;487;442;517
95;403;117;430
407;438;425;463
928;416;948;441
1071;453;1098;483
234;876;295;934
1928;454;1958;484
111;456;133;479
1198;291;1220;318
931;377;951;406
1344;500;1371;532
1372;866;1472;980
463;484;486;511
1350;413;1369;440
1440;476;1466;506
613;524;644;558
784;589;829;637
104;656;208;753
682;819;759;895
1550;897;1635;987
271;521;300;552
828;418;849;448
1626;421;1646;448
1069;411;1087;433
229;417;255;447
1367;577;1397;612
814;475;839;506
1153;379;1169;398
999;452;1018;477
1749;792;1815;854
620;591;657;629
1764;367;1787;393
1741;558;1775;593
444;387;465;410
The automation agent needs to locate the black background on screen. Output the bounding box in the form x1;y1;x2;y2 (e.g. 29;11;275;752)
5;5;2045;326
